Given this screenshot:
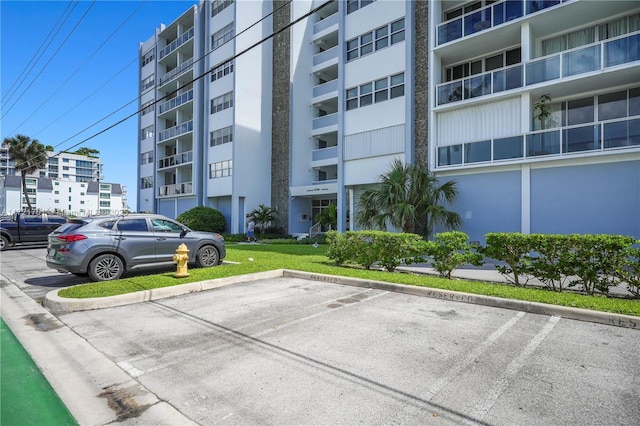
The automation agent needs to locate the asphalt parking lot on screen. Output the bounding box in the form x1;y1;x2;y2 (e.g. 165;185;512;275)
2;248;640;425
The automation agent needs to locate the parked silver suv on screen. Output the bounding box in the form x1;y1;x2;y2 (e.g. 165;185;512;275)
46;213;225;282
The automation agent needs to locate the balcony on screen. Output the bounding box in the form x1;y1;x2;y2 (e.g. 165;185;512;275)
437;64;523;105
159;58;194;86
437;0;571;46
313;45;339;67
158;182;193;197
157;150;193;170
312;113;338;130
313;79;339;98
158;121;193;142
527;32;640;85
158;89;194;115
436;116;640;168
314;11;338;34
158;27;194;60
312;146;338;162
436;32;639;106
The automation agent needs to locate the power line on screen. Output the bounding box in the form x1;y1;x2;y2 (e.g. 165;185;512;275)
8;1;148;135
0;1;97;120
12;1;335;173
1;1;78;109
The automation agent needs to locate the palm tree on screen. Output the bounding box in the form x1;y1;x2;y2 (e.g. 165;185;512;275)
3;134;49;212
249;204;279;235
355;159;462;239
315;202;337;231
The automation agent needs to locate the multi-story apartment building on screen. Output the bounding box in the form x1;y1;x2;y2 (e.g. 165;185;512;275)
138;0;272;234
139;0;639;240
430;0;639;241
0;146;127;214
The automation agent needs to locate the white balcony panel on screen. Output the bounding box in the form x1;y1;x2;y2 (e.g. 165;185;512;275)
437;97;521;146
344;124;405;161
313;12;338;35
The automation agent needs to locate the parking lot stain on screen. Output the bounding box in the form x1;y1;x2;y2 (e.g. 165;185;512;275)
99;385;151;420
23;314;62;332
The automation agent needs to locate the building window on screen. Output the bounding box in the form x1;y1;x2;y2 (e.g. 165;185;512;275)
346;18;405;62
210;91;233;114
444;48;521;82
210;126;233;146
212;23;234;50
141;126;154;140
209;160;232;178
345;72;405;110
141;176;154;189
346;0;375;15
210;60;234;82
140;151;154;165
141;100;155;115
141;75;154;92
211;0;233;17
141;48;155;67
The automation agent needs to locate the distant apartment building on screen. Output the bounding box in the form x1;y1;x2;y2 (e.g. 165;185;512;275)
0;147;127;214
138;0;639;239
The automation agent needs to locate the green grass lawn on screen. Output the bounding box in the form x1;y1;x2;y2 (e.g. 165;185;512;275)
58;243;640;317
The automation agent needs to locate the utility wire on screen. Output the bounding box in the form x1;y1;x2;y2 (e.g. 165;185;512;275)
1;1;96;120
45;0;294;153
13;0;335;171
8;1;148;135
1;1;78;110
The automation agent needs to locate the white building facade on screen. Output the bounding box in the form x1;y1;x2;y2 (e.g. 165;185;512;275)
138;0;273;234
138;0;639;240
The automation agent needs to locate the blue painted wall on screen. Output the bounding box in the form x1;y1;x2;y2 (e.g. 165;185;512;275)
531;160;640;238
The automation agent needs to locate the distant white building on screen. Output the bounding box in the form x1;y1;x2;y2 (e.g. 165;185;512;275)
0;147;128;215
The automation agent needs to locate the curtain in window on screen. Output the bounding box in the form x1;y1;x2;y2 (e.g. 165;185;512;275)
630;13;640;32
599;17;627;40
567;27;594;49
542;36;564;56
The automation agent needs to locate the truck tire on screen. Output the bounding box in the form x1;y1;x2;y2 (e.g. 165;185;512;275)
88;254;124;281
195;245;219;268
0;235;9;251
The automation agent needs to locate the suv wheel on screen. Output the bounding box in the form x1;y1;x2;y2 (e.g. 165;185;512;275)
196;245;219;268
88;254;124;281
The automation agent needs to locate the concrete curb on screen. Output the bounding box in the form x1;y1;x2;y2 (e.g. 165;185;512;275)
0;282;198;426
43;269;638;330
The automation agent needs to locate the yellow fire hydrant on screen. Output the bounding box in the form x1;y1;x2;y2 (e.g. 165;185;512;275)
173;243;190;278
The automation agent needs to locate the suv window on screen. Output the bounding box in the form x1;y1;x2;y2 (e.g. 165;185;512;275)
151;219;183;233
116;218;149;232
98;219;118;229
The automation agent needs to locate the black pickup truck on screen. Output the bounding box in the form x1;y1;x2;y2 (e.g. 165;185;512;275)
0;212;68;251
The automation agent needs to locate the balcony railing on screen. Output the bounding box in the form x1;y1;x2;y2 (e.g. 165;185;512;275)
526;32;639;85
314;11;339;34
312;113;338;130
158;89;194;114
313;45;339;66
437;64;523;105
437;32;639;106
159;27;194;60
158;181;193;197
436;116;640;167
159;58;194;86
313;79;339;98
312;146;338;162
158;121;193;142
157;150;193;169
437;0;570;45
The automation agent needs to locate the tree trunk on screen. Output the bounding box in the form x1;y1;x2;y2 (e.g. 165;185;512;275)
21;172;33;212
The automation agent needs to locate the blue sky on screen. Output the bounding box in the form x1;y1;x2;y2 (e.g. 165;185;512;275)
1;0;200;212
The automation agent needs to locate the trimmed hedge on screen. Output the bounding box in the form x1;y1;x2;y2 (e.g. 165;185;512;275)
326;229;639;297
176;206;226;233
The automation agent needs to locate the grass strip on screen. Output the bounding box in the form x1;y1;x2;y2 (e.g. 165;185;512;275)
58;244;640;317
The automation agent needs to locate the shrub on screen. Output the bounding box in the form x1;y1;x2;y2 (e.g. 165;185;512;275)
326;230;427;272
425;231;483;279
527;234;575;292
177;206;226;233
618;245;640;297
482;233;533;286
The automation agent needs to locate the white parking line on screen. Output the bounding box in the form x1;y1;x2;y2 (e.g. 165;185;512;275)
467;315;561;422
